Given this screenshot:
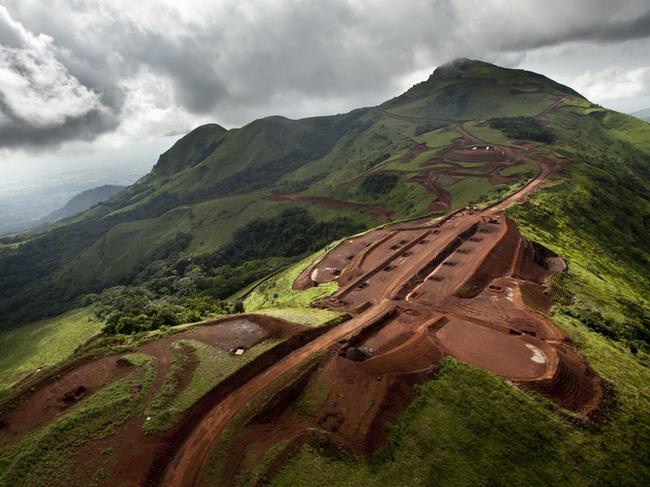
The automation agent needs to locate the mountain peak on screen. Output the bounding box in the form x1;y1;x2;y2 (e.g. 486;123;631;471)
392;58;582;106
429;58;491;80
153;123;228;176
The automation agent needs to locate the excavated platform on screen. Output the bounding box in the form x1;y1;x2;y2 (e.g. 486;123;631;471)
435;318;554;380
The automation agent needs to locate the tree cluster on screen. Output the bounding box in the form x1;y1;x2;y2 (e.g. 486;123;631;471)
488;116;556;143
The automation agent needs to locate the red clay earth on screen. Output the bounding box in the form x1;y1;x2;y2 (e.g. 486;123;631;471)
3;99;599;486
410;170;453;211
0;315;306;486
399;143;430;162
0;355;126;437
158;125;602;486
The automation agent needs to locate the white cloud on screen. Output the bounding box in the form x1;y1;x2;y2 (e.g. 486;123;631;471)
115;69;213;142
0;0;649;159
565;66;650;101
0;6;105;126
0;45;106;127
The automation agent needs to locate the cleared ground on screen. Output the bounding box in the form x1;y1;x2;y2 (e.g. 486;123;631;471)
0;314;310;486
0;98;608;486
158;119;602;487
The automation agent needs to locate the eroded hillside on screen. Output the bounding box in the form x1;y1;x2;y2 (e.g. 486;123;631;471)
0;60;649;487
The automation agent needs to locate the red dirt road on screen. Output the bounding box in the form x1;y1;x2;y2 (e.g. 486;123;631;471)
3;96;598;486
160;122;602;485
160;304;395;486
0;315;307;486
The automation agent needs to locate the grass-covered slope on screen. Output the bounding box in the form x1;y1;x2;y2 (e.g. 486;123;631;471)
269;89;650;486
509;108;650;351
0;58;641;336
0;308;102;393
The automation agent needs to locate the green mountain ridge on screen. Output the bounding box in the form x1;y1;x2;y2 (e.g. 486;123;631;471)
0;59;648;349
41;184;125;224
1;58;649;487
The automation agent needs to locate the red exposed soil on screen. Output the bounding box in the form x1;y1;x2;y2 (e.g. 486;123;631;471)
0;314;308;486
399;143;429;162
446;147;507;163
410;171;452;211
158;121;601;486
0;355;125;438
518;343;602;415
293;230;391;291
3;98;599;486
435;319;552;379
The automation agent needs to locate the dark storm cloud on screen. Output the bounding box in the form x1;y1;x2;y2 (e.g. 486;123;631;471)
577;10;650;43
1;0;650;151
490;3;650;51
0;94;119;148
127;30;230;114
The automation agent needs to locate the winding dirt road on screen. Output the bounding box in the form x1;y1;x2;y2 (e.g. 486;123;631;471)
160;120;566;487
159;97;601;486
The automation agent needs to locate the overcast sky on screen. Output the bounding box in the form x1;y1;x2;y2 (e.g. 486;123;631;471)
1;0;650;180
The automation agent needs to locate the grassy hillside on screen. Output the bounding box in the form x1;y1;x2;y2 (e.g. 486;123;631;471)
0;58;649;487
269;96;650;487
0;59;585;329
0;308;102;392
508;109;650;351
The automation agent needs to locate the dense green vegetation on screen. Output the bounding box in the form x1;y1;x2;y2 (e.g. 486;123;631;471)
94;288;242;335
197;207;364;270
0;59;581;329
360;172;399;195
74;207;362;335
488;116;556;143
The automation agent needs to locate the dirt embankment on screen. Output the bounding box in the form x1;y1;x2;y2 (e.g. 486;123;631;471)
161;179;600;486
3;97;596;487
0;313;319;487
155;114;595;486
